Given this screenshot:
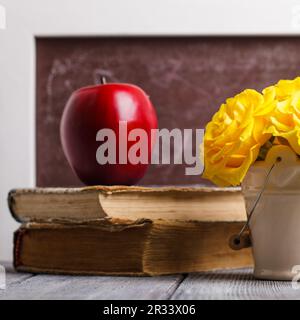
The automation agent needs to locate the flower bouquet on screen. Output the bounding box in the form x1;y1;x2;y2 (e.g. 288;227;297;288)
202;77;300;280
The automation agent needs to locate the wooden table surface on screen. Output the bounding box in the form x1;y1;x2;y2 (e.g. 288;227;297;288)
0;263;300;300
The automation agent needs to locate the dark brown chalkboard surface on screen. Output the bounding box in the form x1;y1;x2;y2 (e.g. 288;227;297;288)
36;37;300;187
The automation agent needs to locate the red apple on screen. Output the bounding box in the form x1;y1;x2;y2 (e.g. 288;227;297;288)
60;78;158;186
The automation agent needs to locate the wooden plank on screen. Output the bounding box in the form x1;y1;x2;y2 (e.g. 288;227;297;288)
0;262;34;290
0;273;184;300
171;268;300;300
4;265;300;300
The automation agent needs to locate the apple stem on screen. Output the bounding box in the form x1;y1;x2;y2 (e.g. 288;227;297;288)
100;76;107;85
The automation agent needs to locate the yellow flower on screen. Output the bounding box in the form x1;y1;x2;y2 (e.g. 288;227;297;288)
264;77;300;154
202;89;274;186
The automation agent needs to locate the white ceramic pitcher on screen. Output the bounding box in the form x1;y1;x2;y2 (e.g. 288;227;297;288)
242;145;300;280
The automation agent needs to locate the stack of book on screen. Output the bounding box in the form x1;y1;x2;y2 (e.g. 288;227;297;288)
8;186;252;275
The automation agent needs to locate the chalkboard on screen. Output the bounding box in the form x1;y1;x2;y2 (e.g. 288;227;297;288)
36;37;300;186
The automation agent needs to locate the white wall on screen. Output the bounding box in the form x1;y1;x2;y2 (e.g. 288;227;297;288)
0;0;300;262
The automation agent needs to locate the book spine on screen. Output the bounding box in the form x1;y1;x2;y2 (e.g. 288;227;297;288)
8;189;22;223
13;227;27;270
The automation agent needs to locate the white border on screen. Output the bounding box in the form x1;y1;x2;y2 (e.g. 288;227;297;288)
0;0;300;261
0;4;5;30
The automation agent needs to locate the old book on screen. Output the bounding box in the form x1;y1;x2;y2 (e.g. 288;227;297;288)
11;186;251;275
8;186;246;223
14;219;253;275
